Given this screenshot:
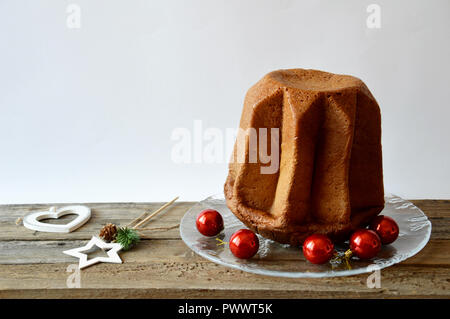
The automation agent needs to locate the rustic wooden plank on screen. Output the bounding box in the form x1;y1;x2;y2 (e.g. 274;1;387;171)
0;239;448;266
0;202;195;241
0;262;448;299
410;200;450;218
0;200;448;299
0;200;448;241
410;200;450;240
0;237;448;298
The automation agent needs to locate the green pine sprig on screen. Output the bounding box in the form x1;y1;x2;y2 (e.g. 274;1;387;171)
115;227;140;251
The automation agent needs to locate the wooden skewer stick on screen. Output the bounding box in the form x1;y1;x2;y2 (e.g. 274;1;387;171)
126;211;149;228
132;196;179;230
125;196;179;228
137;223;180;232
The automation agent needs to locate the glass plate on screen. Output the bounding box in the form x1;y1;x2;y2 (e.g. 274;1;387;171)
180;194;431;278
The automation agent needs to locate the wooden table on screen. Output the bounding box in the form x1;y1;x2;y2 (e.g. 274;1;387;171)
0;200;448;299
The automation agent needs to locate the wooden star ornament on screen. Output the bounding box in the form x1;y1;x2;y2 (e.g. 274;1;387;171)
62;197;179;269
63;236;123;269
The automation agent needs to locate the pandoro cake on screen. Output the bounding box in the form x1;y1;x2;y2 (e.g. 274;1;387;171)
224;69;384;246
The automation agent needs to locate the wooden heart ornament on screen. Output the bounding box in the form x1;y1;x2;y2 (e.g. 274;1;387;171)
23;205;91;233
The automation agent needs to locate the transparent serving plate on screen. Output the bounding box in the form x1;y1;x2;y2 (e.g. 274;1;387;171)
180;194;431;278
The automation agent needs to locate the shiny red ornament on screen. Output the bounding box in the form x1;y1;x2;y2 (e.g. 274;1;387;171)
302;234;335;264
229;229;259;259
196;209;224;237
350;229;381;260
370;215;399;245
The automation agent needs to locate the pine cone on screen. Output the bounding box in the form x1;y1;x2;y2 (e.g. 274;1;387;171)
99;223;117;242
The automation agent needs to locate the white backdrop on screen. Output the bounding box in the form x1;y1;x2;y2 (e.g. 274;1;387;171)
1;0;449;204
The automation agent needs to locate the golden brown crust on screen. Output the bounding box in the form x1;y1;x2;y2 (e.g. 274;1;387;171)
224;69;384;246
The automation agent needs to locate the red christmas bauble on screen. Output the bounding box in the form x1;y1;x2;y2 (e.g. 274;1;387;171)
350;229;381;260
196;209;224;237
370;215;399;245
229;229;259;259
302;234;335;264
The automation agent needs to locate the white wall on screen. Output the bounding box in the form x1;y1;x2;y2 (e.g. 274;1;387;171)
0;0;449;204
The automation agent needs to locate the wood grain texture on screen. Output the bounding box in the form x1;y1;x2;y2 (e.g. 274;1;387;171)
0;202;189;241
0;200;448;299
